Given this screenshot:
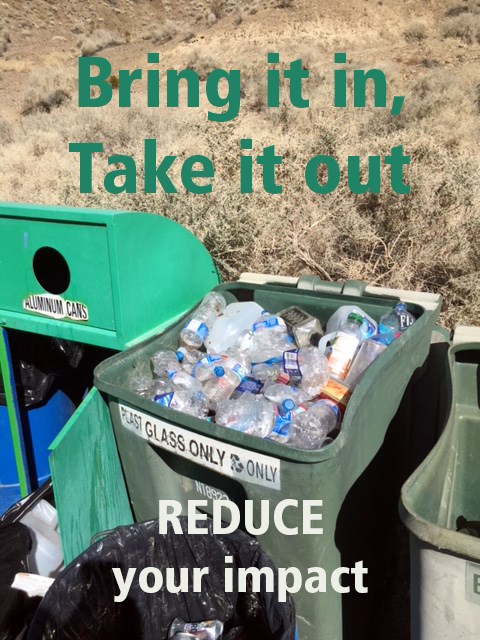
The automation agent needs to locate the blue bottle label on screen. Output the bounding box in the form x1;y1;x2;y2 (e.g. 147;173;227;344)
283;349;302;377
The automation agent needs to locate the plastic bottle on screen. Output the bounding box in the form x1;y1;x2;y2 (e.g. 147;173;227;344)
326;305;377;340
194;354;226;383
326;313;363;381
129;374;155;398
176;347;203;375
216;395;275;438
202;358;248;409
282;346;329;397
288;399;340;450
263;382;309;409
154;388;209;418
250;361;286;385
378;302;416;344
150;349;179;378
179;292;227;349
205;301;264;353
170;370;204;393
343;334;388;389
250;332;295;364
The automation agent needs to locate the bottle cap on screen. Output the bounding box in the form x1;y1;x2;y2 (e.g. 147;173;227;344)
282;398;295;412
347;312;364;326
213;366;225;377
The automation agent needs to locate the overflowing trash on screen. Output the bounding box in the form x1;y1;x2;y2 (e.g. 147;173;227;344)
128;294;416;450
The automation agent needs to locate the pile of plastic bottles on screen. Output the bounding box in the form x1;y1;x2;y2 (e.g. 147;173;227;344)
129;292;416;450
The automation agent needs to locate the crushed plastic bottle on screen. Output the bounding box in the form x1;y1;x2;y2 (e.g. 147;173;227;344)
176;347;203;375
179;292;227;350
288;399;340;450
150;349;179;378
154;388;209;418
129;374;155;398
263;382;309;408
282;346;329;397
326;313;363;381
205;301;264;353
250;360;286;385
216;394;275;437
202;357;248;409
326;305;377;340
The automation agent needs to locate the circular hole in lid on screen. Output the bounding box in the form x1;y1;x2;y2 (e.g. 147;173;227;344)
33;247;71;295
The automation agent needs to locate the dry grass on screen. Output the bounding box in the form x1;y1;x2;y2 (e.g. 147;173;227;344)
442;10;480;43
149;20;178;45
21;67;73;115
404;21;428;42
77;29;126;56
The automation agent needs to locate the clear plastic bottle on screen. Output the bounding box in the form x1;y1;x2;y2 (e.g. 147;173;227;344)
263;382;309;409
326;305;377;340
129;374;155;398
179;292;227;349
154;388;209;418
176;347;203;375
326;313;363;381
282;346;329;397
202;358;247;410
150;349;179;378
216;395;275;438
250;361;286;385
378;302;416;344
288;399;340;450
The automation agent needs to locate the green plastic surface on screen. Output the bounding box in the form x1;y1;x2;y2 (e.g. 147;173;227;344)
400;342;480;561
0;202;219;350
94;281;440;640
49;387;134;564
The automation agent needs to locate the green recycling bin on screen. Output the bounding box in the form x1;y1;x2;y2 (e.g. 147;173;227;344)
400;335;480;640
94;276;441;640
0;202;220;552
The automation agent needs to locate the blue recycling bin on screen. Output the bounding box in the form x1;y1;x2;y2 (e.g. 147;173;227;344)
0;388;75;513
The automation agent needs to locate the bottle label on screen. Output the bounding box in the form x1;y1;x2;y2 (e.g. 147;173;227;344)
327;333;360;380
268;412;292;444
361;318;377;339
397;312;414;331
184;319;209;341
252;316;286;332
235;377;264;395
283;349;302;377
153;392;174;407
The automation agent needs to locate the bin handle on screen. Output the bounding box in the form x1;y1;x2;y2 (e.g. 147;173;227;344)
452;325;480;345
238;272;441;310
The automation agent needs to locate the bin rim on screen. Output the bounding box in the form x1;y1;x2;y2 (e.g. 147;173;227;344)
95;279;439;465
399;341;480;559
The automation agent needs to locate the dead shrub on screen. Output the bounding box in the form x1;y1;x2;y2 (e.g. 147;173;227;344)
404;21;428;42
77;29;125;56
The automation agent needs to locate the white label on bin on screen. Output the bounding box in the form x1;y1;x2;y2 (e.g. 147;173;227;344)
22;293;89;322
118;404;281;490
466;561;480;605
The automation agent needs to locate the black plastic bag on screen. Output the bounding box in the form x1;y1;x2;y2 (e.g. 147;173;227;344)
0;333;84;408
0;523;34;640
28;517;296;640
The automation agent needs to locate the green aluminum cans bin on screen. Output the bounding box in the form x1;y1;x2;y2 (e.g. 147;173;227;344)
94;276;441;640
400;332;480;640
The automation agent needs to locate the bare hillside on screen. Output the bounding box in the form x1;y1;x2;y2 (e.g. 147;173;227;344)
0;0;479;326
